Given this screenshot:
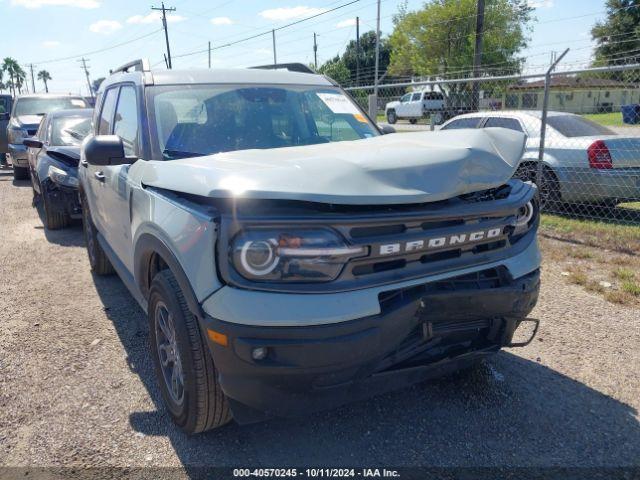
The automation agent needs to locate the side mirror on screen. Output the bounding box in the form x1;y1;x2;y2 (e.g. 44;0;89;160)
84;135;132;166
23;137;43;149
379;125;396;135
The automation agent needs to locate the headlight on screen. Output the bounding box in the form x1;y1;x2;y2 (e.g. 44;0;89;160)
8;127;27;145
230;228;366;283
48;165;79;188
512;200;537;236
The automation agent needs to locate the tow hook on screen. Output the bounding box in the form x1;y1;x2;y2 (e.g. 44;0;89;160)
506;318;540;347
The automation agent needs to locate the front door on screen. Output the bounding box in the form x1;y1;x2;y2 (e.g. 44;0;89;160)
99;84;140;270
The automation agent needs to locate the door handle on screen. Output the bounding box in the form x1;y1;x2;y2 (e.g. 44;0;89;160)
94;171;106;182
80;159;88;168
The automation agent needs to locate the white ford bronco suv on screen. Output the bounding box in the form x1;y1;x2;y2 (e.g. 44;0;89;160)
79;60;541;434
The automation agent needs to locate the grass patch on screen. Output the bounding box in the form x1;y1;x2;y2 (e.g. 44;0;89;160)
620;201;640;211
613;268;636;281
569;270;588;286
540;214;640;254
583;112;625;127
568;249;593;260
622;280;640;296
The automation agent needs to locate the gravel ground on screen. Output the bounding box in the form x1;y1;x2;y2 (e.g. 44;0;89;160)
0;170;639;472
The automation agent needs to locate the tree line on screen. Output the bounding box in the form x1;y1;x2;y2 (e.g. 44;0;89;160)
0;57;52;96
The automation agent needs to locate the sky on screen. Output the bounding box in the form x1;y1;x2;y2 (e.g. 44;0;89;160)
0;0;609;95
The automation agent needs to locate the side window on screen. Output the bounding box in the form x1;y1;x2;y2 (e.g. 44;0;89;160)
36;116;48;141
441;117;481;130
484;117;524;133
411;93;421;101
400;93;411;103
113;86;139;156
98;88;118;135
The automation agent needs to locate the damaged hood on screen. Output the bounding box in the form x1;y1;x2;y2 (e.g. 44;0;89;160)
141;128;526;205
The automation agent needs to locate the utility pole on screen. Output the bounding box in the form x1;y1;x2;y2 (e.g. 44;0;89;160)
272;29;277;65
152;2;176;69
208;41;212;69
471;0;485;111
78;57;94;100
356;16;360;86
313;33;318;70
29;64;36;94
369;0;381;119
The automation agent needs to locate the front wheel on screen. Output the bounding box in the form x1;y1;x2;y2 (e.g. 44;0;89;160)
386;110;397;124
13;166;29;180
409;118;417;125
148;269;232;434
41;186;70;230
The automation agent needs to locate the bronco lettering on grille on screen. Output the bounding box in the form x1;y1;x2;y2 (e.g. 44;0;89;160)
378;227;503;256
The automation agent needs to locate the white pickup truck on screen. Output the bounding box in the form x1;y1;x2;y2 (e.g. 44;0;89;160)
385;90;446;125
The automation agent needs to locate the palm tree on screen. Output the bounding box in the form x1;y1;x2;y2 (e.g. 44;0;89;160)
37;70;52;93
15;65;27;94
2;57;20;97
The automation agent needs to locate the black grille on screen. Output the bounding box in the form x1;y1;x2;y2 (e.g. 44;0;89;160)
378;267;506;311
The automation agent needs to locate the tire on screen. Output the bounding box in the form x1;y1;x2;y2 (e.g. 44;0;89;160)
409;118;417;125
13;166;29;180
42;187;70;230
386;110;397;124
432;112;444;125
513;163;560;210
148;269;232;434
80;190;114;275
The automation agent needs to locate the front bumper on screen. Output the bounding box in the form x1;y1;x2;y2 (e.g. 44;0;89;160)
42;179;81;218
8;144;28;166
202;268;540;423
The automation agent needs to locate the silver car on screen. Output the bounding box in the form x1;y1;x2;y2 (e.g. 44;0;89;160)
441;110;640;206
7;94;89;180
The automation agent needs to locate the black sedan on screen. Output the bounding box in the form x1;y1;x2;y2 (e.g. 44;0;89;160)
24;108;92;229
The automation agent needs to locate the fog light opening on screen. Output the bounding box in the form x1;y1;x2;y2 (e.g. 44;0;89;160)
252;346;268;361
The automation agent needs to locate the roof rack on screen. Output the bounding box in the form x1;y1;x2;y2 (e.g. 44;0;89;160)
250;63;315;74
110;59;151;75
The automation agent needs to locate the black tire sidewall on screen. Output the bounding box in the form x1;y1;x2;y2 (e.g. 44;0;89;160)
148;273;201;431
387;110;397;124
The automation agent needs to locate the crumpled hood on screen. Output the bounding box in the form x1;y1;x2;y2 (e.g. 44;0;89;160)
15;115;44;130
141;128;526;205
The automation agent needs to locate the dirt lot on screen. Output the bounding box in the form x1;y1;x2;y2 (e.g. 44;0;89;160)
0;169;639;473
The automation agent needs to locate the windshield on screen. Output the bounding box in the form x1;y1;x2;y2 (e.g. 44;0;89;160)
547;115;615;137
14;97;88;117
148;85;378;159
50;115;92;146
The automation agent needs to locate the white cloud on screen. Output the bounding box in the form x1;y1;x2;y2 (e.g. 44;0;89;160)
336;18;356;28
11;0;99;8
259;6;327;21
42;40;61;48
211;16;233;25
126;12;186;24
527;0;553;8
89;19;123;35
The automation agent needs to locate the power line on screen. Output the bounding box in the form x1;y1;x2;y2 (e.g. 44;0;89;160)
172;0;362;60
29;29;163;65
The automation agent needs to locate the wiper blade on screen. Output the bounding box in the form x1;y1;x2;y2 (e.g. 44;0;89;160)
163;149;202;159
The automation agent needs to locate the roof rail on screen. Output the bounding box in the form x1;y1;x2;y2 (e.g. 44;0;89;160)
110;59;151;75
251;63;315;74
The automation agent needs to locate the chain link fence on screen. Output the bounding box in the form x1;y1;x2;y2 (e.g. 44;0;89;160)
345;63;640;226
